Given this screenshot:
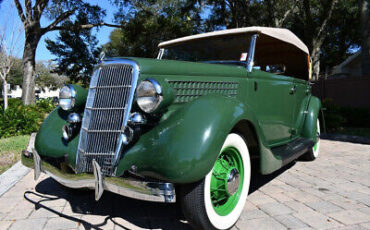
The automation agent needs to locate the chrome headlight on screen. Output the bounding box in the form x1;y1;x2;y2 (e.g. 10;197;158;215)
136;78;163;113
59;85;76;110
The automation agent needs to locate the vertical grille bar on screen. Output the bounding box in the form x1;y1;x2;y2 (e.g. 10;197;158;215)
76;60;139;176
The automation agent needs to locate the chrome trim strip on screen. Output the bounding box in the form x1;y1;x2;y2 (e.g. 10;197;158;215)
23;148;176;203
247;34;258;72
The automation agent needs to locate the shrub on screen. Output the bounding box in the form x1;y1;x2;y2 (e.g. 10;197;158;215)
322;98;370;131
0;98;57;138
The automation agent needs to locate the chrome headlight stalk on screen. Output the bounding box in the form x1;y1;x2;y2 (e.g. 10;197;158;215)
136;78;163;113
59;85;76;111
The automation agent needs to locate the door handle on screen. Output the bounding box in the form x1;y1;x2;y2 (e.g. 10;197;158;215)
290;85;297;94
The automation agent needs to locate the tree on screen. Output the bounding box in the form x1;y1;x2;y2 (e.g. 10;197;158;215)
319;0;361;69
204;0;298;30
45;13;101;86
0;11;23;110
360;0;369;76
35;61;67;90
13;0;120;105
104;0;202;58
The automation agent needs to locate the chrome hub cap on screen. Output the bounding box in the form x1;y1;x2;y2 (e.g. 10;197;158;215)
226;168;240;195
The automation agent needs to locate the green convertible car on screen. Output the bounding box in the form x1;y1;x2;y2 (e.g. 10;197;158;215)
22;26;321;230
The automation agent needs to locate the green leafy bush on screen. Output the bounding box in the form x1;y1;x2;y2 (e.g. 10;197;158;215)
0;98;57;138
322;98;370;131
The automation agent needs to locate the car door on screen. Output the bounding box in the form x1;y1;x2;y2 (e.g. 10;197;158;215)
247;70;295;147
291;78;311;138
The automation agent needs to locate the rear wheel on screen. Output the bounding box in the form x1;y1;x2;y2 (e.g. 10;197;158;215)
302;119;320;161
180;133;251;230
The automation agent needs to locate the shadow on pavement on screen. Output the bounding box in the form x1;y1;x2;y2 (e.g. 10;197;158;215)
23;161;295;229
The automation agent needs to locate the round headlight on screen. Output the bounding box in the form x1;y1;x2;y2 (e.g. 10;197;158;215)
136;78;163;113
59;85;76;110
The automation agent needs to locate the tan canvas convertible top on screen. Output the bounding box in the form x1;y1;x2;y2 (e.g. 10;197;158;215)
159;26;309;54
159;27;312;80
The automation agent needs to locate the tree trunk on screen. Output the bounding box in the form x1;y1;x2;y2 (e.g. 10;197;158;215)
21;30;40;105
360;0;370;76
311;46;321;80
2;78;8;110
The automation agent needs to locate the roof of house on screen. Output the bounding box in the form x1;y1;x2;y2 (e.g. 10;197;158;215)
158;26;309;54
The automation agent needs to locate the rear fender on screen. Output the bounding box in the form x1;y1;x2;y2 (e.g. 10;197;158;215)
301;96;321;142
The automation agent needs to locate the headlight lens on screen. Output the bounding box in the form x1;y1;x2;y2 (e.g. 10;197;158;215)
136;79;163;113
59;85;76;110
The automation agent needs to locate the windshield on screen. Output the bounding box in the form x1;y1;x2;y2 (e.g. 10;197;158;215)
162;34;252;62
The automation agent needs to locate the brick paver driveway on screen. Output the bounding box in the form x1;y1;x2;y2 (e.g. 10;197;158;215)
0;140;369;230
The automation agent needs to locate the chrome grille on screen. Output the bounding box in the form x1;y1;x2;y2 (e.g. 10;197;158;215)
76;60;139;175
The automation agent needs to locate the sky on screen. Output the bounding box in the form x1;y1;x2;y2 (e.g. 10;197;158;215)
0;0;117;62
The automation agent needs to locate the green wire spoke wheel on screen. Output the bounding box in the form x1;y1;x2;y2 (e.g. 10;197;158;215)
180;133;251;230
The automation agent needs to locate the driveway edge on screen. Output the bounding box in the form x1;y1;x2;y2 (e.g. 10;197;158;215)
0;161;30;197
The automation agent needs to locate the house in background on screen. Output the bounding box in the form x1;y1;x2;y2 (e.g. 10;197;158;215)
7;85;60;99
332;50;364;78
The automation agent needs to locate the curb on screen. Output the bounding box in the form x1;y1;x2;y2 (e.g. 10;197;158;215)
0;161;30;197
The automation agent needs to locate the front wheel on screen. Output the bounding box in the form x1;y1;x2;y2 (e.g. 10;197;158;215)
180;133;251;230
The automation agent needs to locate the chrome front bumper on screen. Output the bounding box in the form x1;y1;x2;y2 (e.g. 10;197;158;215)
22;133;176;203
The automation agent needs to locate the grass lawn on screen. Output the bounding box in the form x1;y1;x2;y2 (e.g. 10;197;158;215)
0;135;30;174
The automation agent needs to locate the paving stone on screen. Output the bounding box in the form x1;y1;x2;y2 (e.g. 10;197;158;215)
0;220;13;230
285;190;322;203
44;217;80;230
240;209;269;220
284;201;314;213
39;198;67;208
4;207;33;220
243;200;258;211
358;207;370;215
274;214;309;229
258;202;293;216
28;206;64;219
0;198;22;213
293;209;342;229
328;210;370;225
304;200;343;214
247;191;277;205
8;218;47;230
359;222;370;229
236;217;286;230
265;192;294;202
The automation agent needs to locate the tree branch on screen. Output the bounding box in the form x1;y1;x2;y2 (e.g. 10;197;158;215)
276;0;299;27
317;0;338;40
13;0;26;24
47;22;121;32
43;8;77;33
25;0;33;21
34;0;49;21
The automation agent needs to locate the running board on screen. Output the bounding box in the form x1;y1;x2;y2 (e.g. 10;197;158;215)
271;138;314;166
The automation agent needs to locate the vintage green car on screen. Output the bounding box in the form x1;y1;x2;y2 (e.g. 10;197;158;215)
22;26;321;230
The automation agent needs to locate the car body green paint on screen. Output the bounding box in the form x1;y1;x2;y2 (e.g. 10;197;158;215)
33;56;321;184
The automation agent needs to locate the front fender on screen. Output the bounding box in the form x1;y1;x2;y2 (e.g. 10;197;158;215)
302;96;321;142
116;95;254;183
